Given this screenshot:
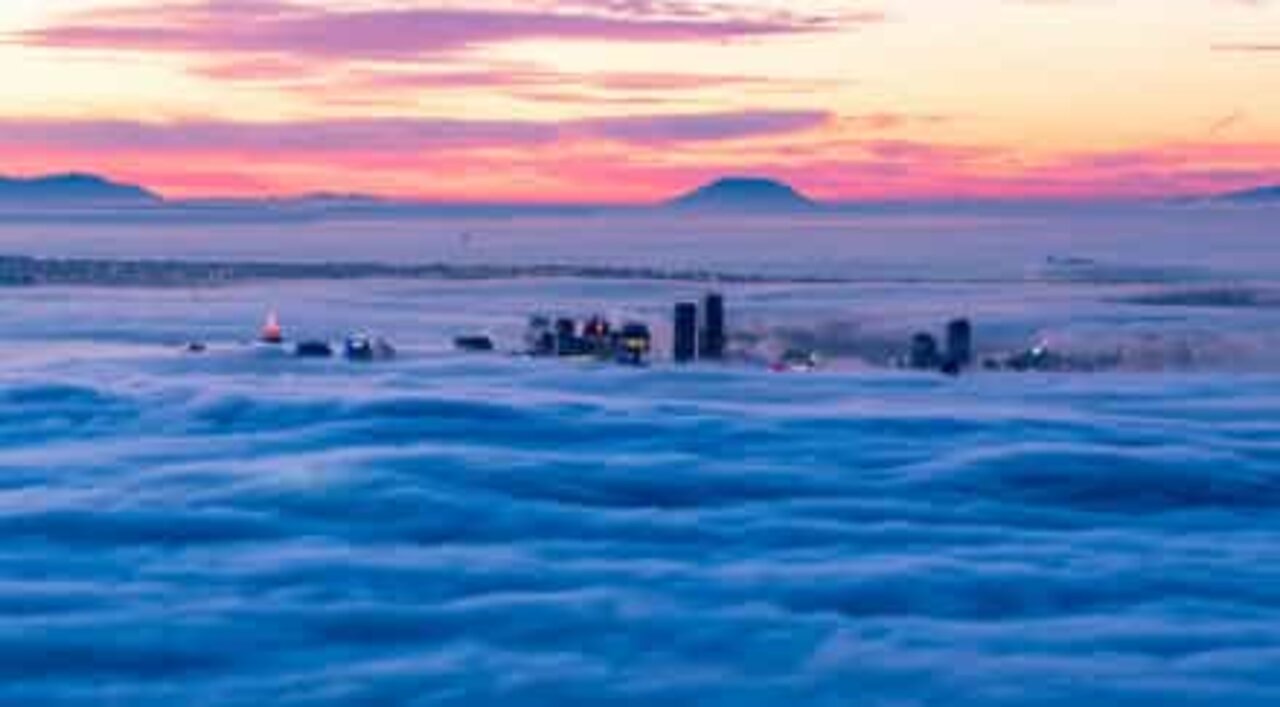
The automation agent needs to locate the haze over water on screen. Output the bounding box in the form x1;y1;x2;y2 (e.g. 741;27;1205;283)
2;204;1277;280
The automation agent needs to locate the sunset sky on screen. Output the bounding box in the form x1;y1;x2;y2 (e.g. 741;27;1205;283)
1;0;1277;202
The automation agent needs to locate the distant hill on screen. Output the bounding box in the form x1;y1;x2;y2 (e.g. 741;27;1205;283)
0;173;159;205
669;177;818;212
1216;185;1280;204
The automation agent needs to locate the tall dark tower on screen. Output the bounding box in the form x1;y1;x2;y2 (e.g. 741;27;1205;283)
946;318;973;369
673;302;699;363
700;292;726;360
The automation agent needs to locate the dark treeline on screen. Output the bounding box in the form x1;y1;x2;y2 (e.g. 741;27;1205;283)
0;255;848;288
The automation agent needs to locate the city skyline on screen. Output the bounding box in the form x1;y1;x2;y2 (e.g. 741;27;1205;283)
1;0;1278;202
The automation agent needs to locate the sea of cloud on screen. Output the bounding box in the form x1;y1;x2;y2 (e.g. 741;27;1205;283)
0;269;1277;705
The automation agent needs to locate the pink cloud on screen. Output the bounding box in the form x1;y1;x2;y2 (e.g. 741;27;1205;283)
2;114;1276;202
22;1;872;60
0;111;830;155
0;118;560;153
575;111;830;144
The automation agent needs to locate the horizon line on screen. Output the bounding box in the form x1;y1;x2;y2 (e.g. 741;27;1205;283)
1;170;1264;208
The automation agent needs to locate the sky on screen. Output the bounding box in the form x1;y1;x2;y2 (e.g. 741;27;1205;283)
0;0;1277;202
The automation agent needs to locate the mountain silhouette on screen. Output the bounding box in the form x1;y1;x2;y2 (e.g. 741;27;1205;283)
669;177;817;212
0;173;159;204
1216;184;1280;204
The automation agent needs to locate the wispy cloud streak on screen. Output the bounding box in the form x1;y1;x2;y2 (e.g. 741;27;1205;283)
0;111;832;152
20;1;873;59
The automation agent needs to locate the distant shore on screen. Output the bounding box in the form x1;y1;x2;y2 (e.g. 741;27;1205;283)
0;254;854;288
0;253;1239;289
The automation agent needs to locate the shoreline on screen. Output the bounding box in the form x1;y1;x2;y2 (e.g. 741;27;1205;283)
0;255;851;288
0;254;1242;289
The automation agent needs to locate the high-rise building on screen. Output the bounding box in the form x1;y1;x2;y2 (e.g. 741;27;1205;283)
673;302;699;363
946;318;973;369
700;292;726;360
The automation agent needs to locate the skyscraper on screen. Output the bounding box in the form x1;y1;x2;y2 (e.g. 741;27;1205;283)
700;292;726;360
673;302;699;363
947;318;973;369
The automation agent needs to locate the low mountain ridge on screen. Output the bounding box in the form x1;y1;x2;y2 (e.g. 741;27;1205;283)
1216;185;1280;204
669;177;818;212
0;173;159;204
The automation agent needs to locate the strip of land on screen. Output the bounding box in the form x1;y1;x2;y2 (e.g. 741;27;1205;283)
0;255;848;288
0;254;1228;288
